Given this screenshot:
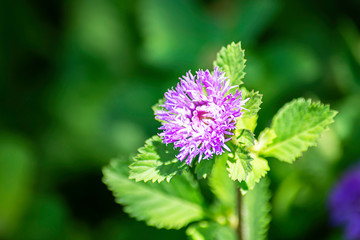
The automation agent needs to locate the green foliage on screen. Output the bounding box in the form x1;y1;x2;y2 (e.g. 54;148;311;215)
152;98;166;115
129;135;188;183
214;42;263;190
260;98;337;163
209;154;236;210
237;129;255;148
236;115;258;133
227;152;269;192
243;155;270;191
231;124;269;191
252;128;276;153
186;222;236;240
230;114;270;191
236;90;262;132
242;178;272;240
195;158;215;179
227;147;253;183
242;90;263;118
214;42;246;86
103;158;205;229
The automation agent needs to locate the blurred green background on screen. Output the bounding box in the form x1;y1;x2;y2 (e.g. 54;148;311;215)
1;0;360;239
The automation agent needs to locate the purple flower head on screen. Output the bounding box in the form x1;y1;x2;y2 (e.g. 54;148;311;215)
328;164;360;240
155;67;247;165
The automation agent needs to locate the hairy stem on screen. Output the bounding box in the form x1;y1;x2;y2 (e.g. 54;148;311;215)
237;188;243;240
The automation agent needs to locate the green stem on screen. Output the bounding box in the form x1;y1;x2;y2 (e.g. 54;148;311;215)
237;187;243;240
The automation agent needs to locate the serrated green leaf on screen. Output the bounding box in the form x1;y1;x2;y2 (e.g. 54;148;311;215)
103;158;205;229
209;154;236;210
152;98;166;123
152;98;165;115
261;98;337;163
236;90;262;132
129;135;188;183
242;89;263;118
226;139;269;191
236;115;258;132
242;177;271;240
237;129;255;148
195;158;215;179
244;155;270;191
252;128;276;153
186;221;236;240
214;42;246;86
227;147;253;182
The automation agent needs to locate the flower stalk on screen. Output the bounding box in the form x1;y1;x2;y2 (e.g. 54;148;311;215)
237;189;243;240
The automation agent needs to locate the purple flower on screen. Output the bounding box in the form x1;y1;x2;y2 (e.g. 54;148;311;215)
328;165;360;240
155;67;247;165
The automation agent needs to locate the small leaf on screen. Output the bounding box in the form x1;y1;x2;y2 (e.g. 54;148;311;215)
242;177;272;240
261;98;338;163
186;221;236;240
242;89;263;118
152;98;165;113
237;129;255;148
226;139;269;191
129;135;188;183
227;147;253;182
103;158;205;229
243;155;270;191
213;42;246;86
152;98;165;122
236;90;262;132
195;158;215;179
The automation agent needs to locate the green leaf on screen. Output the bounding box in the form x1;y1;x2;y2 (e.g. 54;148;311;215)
213;42;246;86
226;132;269;191
260;98;337;163
242;89;263;118
195;158;215;179
209;154;236;210
243;155;270;191
227;147;253;182
236;90;262;132
129;135;188;183
251;128;276;153
152;98;165;115
237;129;255;148
103;158;205;229
236;115;258;133
242;177;271;240
186;222;236;240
